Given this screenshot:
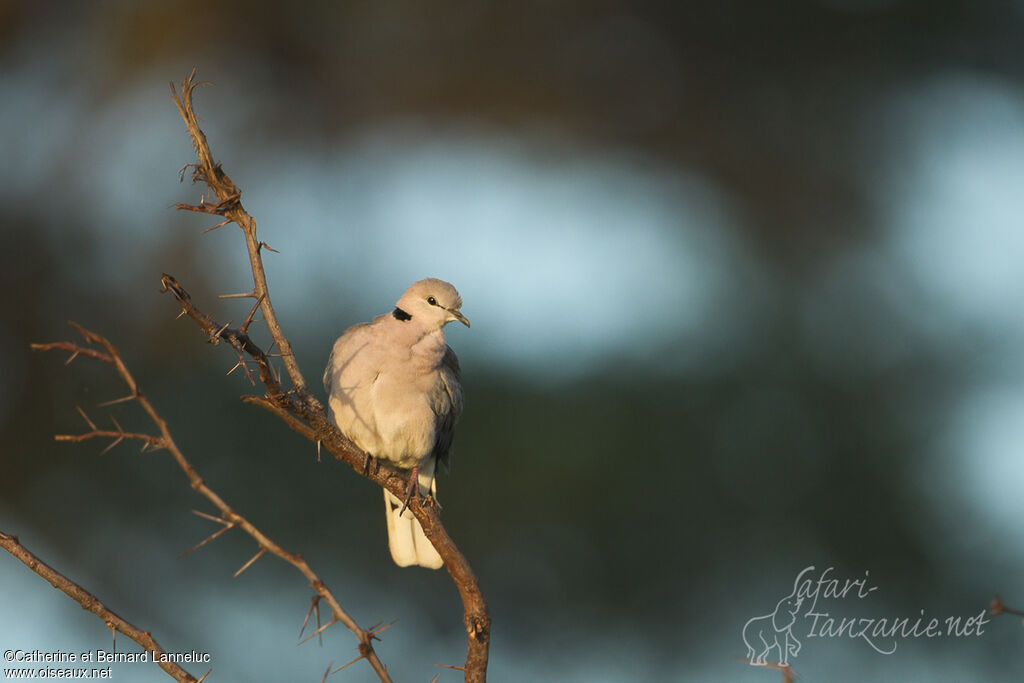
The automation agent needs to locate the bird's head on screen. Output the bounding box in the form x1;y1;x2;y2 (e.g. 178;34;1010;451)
395;278;470;330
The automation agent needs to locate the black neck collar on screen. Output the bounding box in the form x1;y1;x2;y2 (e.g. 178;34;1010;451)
392;307;412;321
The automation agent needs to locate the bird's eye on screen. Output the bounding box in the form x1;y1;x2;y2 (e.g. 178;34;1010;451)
427;296;438;306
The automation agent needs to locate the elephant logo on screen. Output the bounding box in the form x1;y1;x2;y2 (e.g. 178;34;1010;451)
742;568;812;666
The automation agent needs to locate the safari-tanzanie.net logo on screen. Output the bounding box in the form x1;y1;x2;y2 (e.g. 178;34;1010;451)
742;566;989;667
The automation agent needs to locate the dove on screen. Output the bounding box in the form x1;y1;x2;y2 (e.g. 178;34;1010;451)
323;279;468;569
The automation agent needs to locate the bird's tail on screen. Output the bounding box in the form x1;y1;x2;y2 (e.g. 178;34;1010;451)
383;466;443;569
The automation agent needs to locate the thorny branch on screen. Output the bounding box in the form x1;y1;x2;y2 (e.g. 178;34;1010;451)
32;325;392;683
989;594;1024;624
741;659;794;683
171;70;308;399
169;69;490;681
0;532;206;683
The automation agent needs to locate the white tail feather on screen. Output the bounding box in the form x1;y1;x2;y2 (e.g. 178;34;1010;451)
383;468;442;569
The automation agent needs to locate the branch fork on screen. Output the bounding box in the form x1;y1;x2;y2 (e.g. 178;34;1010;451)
33;323;393;682
167;68;490;681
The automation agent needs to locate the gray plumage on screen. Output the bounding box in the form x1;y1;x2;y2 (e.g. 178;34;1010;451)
323;278;468;569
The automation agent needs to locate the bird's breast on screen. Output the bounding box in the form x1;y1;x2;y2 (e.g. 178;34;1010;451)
369;369;449;467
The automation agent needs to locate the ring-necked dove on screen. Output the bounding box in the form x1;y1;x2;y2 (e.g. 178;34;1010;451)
323;278;468;569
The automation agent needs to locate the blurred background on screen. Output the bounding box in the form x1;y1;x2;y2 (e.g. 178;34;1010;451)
2;1;1023;681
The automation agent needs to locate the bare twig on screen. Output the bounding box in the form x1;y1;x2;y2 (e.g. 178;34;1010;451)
33;326;392;683
167;69;490;681
990;594;1024;622
171;69;308;399
31;340;113;365
741;659;795;683
0;532;200;683
55;428;163;453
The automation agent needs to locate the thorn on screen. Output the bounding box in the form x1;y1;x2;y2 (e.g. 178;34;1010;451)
202;218;232;234
298;618;338;646
233;548;267;578
109;415;124;433
331;653;366;674
180;521;236;558
196;669;213;683
176;309;187;320
64;350;80;366
76;406;98;431
259;241;280;254
368;619;396;639
218;291;256;299
214;321;231;338
191;509;231;525
100;436;124;455
436;664;466;672
430;676;440;683
240;293;266;333
320;662;333;683
299;596;323;645
316;440;321;462
298;596;319;637
231;355;256;387
98;394;136;407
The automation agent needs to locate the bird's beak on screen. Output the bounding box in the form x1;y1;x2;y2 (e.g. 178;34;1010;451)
450;310;470;328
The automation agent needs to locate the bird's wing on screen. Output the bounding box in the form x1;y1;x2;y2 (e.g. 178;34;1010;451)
324;321;375;390
323;321;383;449
432;344;463;473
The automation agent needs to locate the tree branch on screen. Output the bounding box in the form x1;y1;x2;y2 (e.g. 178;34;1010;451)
171;68;310;401
990;594;1024;622
32;326;392;683
169;69;490;681
0;531;203;683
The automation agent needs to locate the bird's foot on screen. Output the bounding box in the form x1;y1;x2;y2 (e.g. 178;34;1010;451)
397;464;419;517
